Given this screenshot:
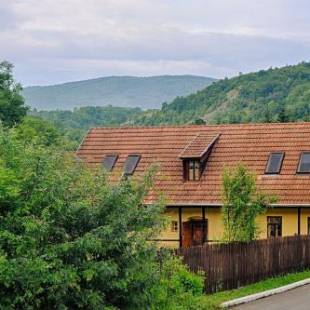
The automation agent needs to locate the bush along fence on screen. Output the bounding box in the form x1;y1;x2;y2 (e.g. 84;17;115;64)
176;235;310;293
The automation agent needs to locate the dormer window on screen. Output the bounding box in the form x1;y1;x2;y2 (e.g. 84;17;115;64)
186;160;201;181
179;133;220;182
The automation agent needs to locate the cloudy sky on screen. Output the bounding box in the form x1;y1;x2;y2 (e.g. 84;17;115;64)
1;0;310;86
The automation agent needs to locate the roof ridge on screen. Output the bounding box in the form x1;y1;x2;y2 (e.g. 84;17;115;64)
89;121;310;131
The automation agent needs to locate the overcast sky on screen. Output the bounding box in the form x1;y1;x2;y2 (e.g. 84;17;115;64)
1;0;310;86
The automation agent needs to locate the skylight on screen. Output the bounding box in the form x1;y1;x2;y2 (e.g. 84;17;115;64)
102;154;118;171
265;152;284;174
124;155;141;175
297;152;310;174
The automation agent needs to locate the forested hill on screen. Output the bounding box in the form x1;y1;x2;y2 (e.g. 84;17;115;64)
134;62;310;125
31;106;143;144
23;75;215;110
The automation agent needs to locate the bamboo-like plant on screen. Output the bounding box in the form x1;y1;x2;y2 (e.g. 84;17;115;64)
221;164;276;242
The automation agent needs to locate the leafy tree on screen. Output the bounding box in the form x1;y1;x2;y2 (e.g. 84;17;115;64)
221;164;275;242
150;255;207;310
278;103;288;123
31;106;144;144
12;115;77;150
0;61;27;127
12;116;62;146
286;83;310;121
191;118;207;125
0;127;206;309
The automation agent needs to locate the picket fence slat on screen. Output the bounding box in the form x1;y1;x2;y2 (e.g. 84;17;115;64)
175;235;310;293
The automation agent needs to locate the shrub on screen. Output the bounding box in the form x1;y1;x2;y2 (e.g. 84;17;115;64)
221;164;276;242
0;126;210;309
149;253;212;310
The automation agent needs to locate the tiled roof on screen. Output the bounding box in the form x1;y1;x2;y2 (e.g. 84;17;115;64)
77;123;310;206
179;133;220;159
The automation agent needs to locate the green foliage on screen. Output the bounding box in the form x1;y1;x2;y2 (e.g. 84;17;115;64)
0;61;28;127
221;164;276;242
31;106;144;145
133;62;310;125
32;106;143;129
0;127;209;309
150;254;210;310
12;116;76;149
206;269;310;308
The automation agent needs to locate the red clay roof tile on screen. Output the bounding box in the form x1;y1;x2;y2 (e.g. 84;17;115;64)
77;123;310;205
179;133;220;159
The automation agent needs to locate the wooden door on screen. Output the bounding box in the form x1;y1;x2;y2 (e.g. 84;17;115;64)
182;220;208;247
182;222;192;248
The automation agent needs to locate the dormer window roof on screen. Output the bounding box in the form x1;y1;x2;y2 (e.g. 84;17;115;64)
179;133;220;160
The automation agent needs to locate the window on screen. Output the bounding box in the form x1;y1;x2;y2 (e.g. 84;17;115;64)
186;160;200;181
123;154;141;175
171;221;178;232
267;216;282;238
102;154;118;171
265;152;284;174
297;152;310;174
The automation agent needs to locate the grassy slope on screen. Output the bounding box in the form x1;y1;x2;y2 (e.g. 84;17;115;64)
200;270;310;309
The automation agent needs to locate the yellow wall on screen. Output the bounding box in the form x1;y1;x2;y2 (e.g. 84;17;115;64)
301;209;310;235
157;207;310;248
158;207;224;248
256;208;298;238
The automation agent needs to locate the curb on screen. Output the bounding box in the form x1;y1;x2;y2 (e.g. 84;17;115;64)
220;278;310;308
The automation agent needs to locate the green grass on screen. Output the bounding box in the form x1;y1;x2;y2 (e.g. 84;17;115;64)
200;269;310;309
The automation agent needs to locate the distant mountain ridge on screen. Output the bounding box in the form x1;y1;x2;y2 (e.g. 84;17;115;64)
23;75;215;110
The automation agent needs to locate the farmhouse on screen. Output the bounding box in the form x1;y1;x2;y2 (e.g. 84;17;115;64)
77;122;310;248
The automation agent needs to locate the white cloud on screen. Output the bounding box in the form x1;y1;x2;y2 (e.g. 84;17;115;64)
0;0;309;85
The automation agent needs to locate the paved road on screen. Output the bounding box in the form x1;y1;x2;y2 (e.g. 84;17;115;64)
235;284;310;310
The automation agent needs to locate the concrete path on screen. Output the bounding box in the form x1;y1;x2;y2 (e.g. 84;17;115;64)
235;284;310;310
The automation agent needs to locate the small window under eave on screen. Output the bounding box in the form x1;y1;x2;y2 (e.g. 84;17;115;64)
185;159;201;181
102;154;118;172
124;154;141;175
297;152;310;174
265;152;285;174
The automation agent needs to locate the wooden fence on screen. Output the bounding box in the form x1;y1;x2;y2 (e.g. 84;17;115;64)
176;235;310;293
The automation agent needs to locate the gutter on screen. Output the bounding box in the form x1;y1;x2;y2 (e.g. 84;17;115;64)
165;203;310;208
